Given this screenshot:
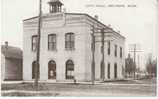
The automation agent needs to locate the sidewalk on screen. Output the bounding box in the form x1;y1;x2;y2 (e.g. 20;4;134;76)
2;80;155;86
2;80;100;85
2;78;156;85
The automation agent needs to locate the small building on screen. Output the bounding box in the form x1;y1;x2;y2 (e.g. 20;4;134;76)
1;42;23;81
23;0;125;82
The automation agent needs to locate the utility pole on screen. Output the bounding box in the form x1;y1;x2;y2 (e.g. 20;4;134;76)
35;0;42;90
101;28;105;81
91;26;95;85
133;44;136;79
137;54;140;72
137;54;140;78
91;26;113;83
129;44;143;80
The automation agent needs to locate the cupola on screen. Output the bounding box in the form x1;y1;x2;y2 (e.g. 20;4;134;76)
48;0;63;13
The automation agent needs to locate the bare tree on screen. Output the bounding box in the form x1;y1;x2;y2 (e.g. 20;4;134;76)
125;54;135;78
146;54;157;78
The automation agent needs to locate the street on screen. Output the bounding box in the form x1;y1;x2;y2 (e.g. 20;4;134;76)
1;78;157;96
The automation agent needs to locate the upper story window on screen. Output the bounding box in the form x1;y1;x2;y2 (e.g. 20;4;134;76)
114;45;117;57
32;35;38;51
48;34;57;51
65;33;75;50
120;47;123;58
108;41;111;55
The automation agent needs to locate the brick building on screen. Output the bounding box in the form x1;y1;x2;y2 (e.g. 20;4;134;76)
23;0;125;82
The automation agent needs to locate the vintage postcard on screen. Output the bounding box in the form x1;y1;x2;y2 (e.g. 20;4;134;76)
1;0;157;97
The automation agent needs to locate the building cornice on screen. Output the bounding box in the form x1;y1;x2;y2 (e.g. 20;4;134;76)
23;12;125;39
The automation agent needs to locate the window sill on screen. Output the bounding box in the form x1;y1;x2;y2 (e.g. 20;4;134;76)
48;49;58;52
65;48;75;51
31;50;37;53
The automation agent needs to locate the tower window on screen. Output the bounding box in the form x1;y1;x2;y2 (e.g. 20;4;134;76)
48;0;63;13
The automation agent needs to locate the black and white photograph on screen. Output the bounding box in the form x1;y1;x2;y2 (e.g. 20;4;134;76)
1;0;157;97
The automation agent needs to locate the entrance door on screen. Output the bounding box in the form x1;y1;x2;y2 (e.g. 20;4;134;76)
48;60;56;79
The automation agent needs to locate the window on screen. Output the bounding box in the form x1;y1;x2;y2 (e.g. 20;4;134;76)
32;61;40;79
66;60;74;79
114;63;117;79
114;45;117;57
120;47;122;58
100;61;105;79
48;34;57;51
108;63;110;79
108;41;110;55
48;60;56;79
122;65;124;76
65;33;75;50
32;35;38;51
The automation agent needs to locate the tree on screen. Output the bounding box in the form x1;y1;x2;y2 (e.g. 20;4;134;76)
125;54;135;77
146;54;157;78
152;58;157;77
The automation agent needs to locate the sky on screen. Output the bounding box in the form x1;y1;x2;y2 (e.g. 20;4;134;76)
1;0;157;69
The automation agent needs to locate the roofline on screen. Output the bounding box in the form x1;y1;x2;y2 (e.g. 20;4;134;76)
66;13;126;39
66;13;108;27
1;45;23;52
23;12;125;39
113;31;126;40
23;16;38;21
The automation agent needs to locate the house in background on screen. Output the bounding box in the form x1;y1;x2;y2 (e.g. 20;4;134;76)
23;0;125;82
1;42;23;81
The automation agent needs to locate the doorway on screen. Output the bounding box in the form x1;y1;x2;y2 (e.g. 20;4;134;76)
48;60;56;79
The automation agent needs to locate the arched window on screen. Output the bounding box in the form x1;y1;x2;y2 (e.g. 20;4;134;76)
32;61;39;79
65;33;75;50
66;60;74;79
48;60;56;79
114;63;117;79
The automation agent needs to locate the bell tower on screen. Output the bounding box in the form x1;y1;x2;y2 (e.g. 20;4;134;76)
48;0;63;13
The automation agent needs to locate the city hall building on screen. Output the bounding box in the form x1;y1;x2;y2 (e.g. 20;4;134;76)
23;0;125;82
